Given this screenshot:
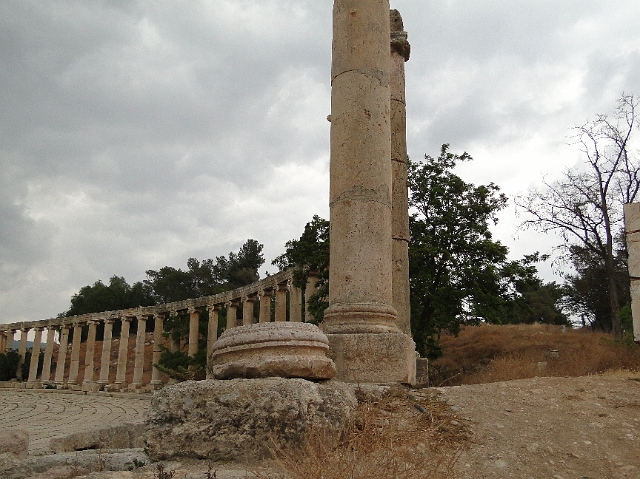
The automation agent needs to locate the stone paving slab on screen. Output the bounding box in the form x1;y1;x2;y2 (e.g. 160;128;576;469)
0;388;150;455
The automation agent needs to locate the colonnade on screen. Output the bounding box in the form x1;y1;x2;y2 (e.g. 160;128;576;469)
0;268;318;391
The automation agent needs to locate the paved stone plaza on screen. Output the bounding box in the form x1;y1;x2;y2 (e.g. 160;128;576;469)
0;388;150;455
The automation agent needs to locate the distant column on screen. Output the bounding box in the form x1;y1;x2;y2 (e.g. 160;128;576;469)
275;283;288;322
17;328;28;381
390;9;412;336
242;294;257;326
5;330;15;353
290;284;303;322
115;316;132;387
54;325;70;385
0;331;5;353
188;308;200;357
150;313;165;388
226;300;239;329
68;321;84;385
98;319;114;386
259;289;273;323
624;203;640;342
83;319;98;386
26;327;43;385
40;326;56;383
206;305;220;379
169;310;180;353
304;273;319;323
131;314;147;388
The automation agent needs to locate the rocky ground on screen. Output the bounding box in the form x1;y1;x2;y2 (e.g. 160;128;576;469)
2;373;639;478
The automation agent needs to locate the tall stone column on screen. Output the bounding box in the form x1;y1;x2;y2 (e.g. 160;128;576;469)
242;295;257;326
324;0;415;384
290;285;303;322
83;319;98;386
188;308;200;357
624;203;640;342
226;300;239;329
6;330;16;353
98;319;114;386
274;283;288;322
259;288;273;323
169;310;180;353
115;317;132;387
68;321;83;385
206;305;220;379
304;273;319;323
40;326;56;383
26;327;43;385
0;331;5;353
131;314;147;388
17;327;28;381
54;325;70;385
390;9;411;336
151;313;165;388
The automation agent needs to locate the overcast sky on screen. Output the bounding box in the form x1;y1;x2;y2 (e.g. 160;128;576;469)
2;0;640;324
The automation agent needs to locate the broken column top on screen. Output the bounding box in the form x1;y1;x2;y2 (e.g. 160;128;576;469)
390;9;410;62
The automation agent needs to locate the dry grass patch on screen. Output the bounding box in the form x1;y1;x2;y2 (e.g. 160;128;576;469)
257;387;467;479
431;324;640;385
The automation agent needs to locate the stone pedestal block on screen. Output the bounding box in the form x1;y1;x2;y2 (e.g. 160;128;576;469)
210;322;336;380
327;331;416;385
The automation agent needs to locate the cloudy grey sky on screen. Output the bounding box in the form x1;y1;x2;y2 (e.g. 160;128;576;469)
2;0;640;324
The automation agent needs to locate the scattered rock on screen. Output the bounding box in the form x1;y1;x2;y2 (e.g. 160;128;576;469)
0;429;29;460
49;423;145;453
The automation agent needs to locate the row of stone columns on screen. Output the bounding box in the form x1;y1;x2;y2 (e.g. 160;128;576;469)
0;272;319;389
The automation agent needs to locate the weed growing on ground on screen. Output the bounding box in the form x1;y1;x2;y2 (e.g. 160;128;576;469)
154;463;176;479
256;388;466;479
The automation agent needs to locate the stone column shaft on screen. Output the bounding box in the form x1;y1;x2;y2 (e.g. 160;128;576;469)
624;203;640;342
41;327;56;383
131;315;147;387
68;322;83;384
259;289;272;323
304;273;319;323
17;329;28;381
115;317;131;385
83;320;98;385
290;285;303;322
0;332;5;353
188;308;199;357
6;330;15;353
169;310;180;353
151;313;165;386
54;326;70;385
98;320;114;385
226;301;239;330
390;9;411;336
275;283;287;322
27;327;43;384
206;305;220;380
325;0;398;334
242;295;256;326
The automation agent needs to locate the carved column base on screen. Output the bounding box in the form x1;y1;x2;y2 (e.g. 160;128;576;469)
326;331;416;385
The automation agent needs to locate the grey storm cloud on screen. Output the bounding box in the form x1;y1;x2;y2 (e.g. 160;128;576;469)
2;0;640;323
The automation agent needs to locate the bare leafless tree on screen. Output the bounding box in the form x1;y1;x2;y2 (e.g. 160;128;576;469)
516;93;640;337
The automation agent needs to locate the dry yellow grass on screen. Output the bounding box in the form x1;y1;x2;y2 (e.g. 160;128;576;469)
431;323;640;386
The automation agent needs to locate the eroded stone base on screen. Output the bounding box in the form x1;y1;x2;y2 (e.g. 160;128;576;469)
327;331;416;385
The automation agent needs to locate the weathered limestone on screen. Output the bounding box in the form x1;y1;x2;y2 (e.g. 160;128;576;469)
0;331;5;354
205;306;220;380
26;327;43;386
17;328;28;381
275;283;287;322
290;285;303;322
390;9;412;336
324;0;415;384
259;288;272;323
304;273;319;323
0;429;29;460
624;203;640;342
83;320;98;387
210;322;336;380
144;378;358;461
188;307;200;357
54;325;70;385
115;317;131;387
151;313;165;387
98;319;114;385
130;315;146;389
5;330;15;353
226;300;239;329
242;294;257;326
68;321;83;385
41;327;55;383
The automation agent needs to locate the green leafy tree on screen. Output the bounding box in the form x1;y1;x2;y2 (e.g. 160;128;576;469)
272;216;329;323
65;276;154;316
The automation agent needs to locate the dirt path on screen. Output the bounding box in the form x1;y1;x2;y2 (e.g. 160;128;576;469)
432;375;640;479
